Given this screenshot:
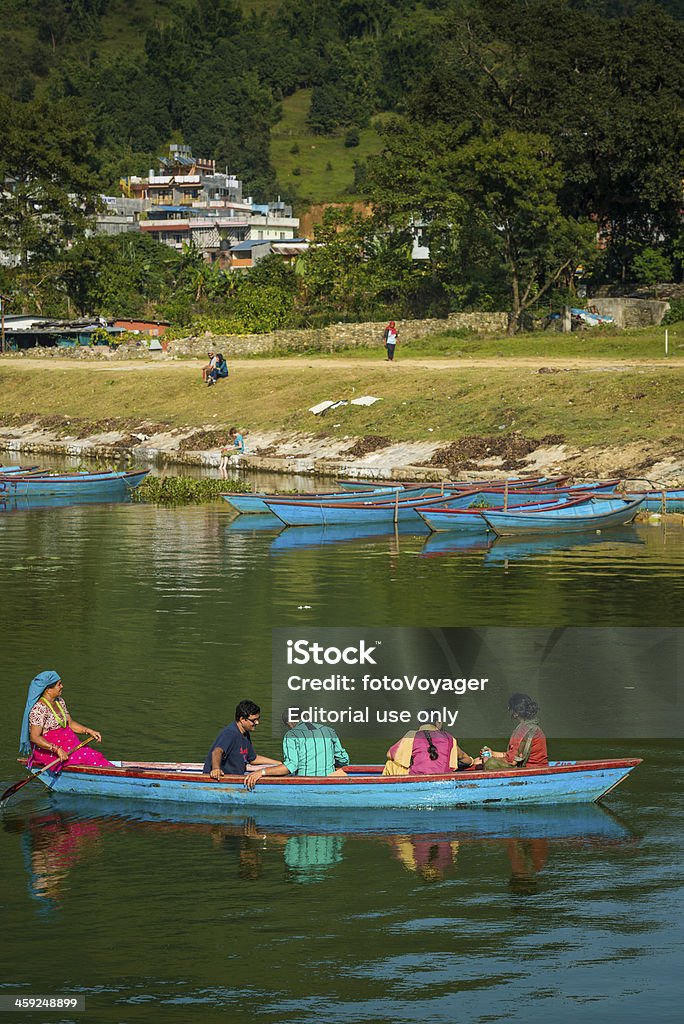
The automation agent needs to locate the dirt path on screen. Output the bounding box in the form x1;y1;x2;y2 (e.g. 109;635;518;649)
2;356;682;372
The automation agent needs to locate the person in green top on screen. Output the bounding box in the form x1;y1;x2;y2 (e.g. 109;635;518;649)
244;709;350;789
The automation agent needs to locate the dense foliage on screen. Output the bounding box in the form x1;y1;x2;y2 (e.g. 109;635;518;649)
0;0;682;330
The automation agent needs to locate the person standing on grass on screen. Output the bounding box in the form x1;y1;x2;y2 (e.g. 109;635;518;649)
383;321;398;361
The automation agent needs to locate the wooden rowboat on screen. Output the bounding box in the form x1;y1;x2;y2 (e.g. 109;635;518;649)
622;487;684;513
224;483;408;515
263;490;482;526
30;757;642;809
0;469;149;498
480;496;645;535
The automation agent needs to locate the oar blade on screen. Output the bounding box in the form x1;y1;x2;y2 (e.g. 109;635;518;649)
0;736;94;808
0;776;32;807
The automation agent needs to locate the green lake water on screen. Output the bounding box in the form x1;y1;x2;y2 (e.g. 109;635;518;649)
0;495;682;1023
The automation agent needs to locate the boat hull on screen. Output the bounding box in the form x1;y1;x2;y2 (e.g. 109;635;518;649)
481;497;644;535
0;469;149;498
264;490;465;526
38;758;641;809
224;485;402;514
624;488;684;512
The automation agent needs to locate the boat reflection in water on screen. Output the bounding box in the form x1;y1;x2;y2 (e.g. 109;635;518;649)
270;521;429;553
224;513;284;534
0;493;136;514
483;526;645;564
5;798;635;908
3;810;103;913
420;531;494;558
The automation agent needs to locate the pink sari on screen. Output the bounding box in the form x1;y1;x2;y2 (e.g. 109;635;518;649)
29;727;113;771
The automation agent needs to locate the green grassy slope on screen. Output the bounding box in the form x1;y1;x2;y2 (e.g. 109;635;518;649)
271;90;388;202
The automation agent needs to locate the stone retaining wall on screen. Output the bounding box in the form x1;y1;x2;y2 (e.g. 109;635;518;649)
157;312;509;358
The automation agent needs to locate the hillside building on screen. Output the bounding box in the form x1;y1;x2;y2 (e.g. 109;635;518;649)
109;145;301;261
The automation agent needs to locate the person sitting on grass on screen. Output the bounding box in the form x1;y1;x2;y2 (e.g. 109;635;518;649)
202;351;217;383
207;353;228;386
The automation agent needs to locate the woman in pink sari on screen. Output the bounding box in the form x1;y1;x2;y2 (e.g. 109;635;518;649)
20;671;112;770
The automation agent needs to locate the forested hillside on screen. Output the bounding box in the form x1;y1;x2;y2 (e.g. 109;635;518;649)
0;0;683;329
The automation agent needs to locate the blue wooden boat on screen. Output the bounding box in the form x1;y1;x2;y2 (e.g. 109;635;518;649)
0;465;41;475
481;496;644;535
0;468;149;498
433;482;620;512
31;757;641;809
225;512;284;532
623;487;684;512
416;494;585;532
336;475;571;491
263;489;472;526
223;484;404;515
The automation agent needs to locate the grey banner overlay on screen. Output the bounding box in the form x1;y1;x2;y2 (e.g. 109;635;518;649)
0;996;86;1012
272;627;681;738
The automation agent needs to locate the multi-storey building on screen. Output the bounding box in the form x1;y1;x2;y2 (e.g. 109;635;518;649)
109;145;302;263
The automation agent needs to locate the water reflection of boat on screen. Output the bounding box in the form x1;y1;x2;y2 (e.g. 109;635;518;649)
271;521;428;552
225;513;284;533
42;798;631;843
484;526;645;563
5;799;634;902
421;531;494;558
0;492;136;514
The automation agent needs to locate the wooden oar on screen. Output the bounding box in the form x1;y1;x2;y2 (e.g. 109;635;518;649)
0;736;95;807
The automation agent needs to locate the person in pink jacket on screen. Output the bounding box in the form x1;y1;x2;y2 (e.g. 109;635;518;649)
382;715;476;775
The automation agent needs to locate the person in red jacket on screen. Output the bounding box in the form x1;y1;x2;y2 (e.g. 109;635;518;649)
383;321;398;360
481;693;548;770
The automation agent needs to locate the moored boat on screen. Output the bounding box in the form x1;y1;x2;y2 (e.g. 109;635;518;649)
224;483;408;515
622;487;684;513
416;494;602;532
0;469;149;498
336;475;571;491
31;757;641;809
264;489;474;526
481;496;644;535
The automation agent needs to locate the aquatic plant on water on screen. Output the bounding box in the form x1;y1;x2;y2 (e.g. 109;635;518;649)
133;476;250;505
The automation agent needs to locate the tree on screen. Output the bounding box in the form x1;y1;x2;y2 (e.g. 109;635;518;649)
367;124;596;329
453;132;596;332
62;233;180;317
632;247;674;288
405;0;684;283
0;96;101;269
298;206;420;321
